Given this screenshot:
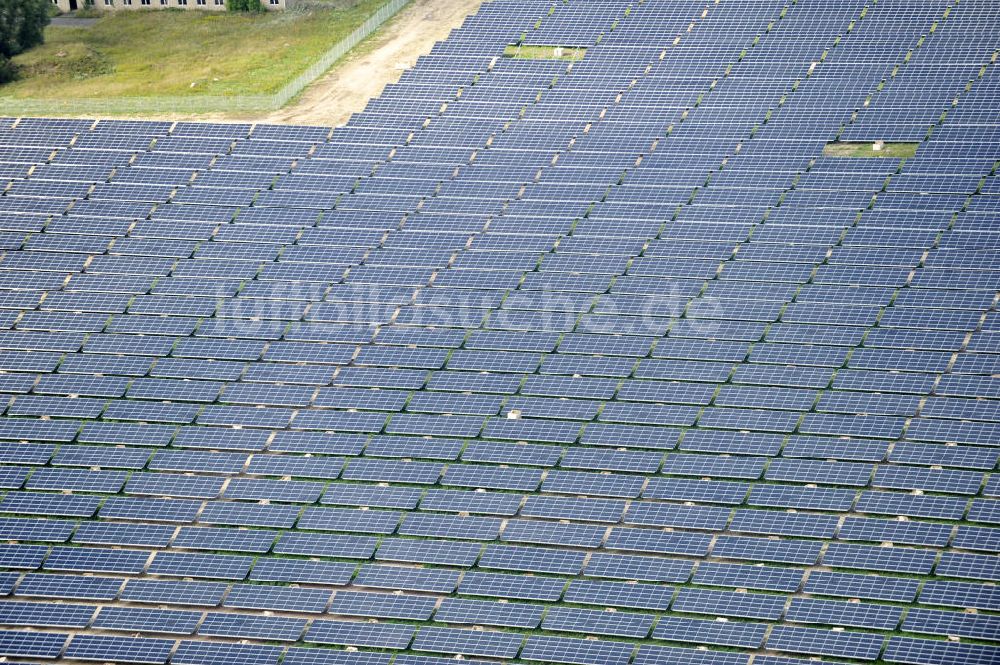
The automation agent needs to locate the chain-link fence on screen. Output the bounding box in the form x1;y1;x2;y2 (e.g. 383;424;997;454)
0;0;409;117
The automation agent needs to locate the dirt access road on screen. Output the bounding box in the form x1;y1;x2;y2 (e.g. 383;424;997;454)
259;0;485;126
108;0;483;126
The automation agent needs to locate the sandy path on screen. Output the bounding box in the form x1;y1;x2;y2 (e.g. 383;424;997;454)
260;0;485;126
103;0;483;126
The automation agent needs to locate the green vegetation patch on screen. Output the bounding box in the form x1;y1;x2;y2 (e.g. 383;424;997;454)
824;141;920;158
3;0;388;99
503;44;586;61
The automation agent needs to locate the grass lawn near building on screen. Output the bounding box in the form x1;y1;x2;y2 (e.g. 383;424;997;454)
2;0;388;99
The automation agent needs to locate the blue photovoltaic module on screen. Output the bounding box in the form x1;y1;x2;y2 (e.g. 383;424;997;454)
0;0;998;663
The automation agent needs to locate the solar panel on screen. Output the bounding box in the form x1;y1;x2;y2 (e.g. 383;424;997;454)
2;1;999;662
305;620;415;649
766;625;884;660
411;626;522;658
92;607;202;634
172;641;283;665
435;597;544;627
64;634;176;664
520;635;634;665
329;591;435;620
653;616;767;648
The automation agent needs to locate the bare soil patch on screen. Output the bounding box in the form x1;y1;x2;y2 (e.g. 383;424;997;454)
260;0;485;126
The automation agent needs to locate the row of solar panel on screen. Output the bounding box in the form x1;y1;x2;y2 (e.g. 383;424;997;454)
2;440;998;490
0;516;993;572
0;622;996;664
0;0;998;662
2;470;997;524
0;582;995;638
4;591;998;639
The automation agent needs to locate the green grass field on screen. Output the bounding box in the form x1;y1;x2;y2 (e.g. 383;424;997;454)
3;1;387;99
824;141;920;158
503;44;587;61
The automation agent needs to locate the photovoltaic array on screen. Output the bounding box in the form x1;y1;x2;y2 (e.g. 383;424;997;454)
0;1;998;664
